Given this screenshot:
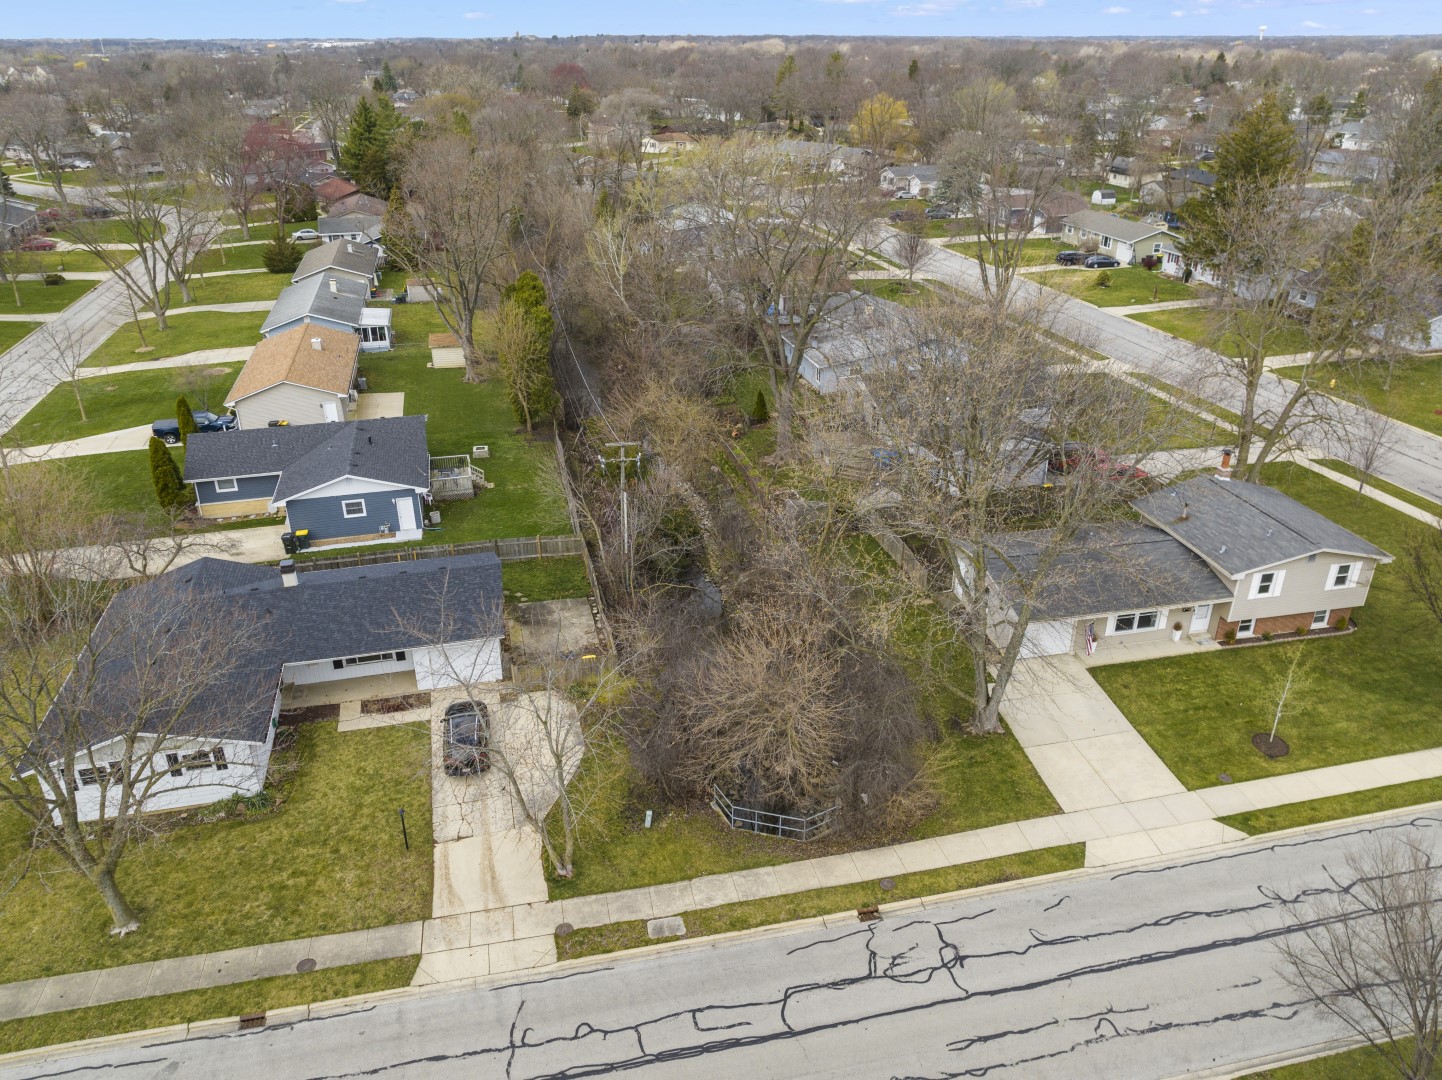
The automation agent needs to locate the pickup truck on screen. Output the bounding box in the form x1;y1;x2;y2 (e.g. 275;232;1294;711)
152;411;236;444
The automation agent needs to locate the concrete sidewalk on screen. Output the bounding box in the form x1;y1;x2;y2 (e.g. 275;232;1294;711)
16;424;154;461
79;346;254;379
0;921;421;1023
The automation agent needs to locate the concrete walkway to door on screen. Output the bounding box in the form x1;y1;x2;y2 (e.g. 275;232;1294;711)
1002;655;1189;812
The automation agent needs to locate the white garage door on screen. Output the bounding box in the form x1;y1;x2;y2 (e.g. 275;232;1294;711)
1020;620;1075;658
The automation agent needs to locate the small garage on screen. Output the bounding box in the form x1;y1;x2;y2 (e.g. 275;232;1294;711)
1020;619;1075;658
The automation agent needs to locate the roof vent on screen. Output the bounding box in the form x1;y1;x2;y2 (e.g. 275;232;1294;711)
1177;501;1190;521
328;278;338;295
1219;544;1227;554
311;337;323;351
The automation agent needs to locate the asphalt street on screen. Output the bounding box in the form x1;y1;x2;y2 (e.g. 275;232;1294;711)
9;809;1438;1079
880;230;1442;506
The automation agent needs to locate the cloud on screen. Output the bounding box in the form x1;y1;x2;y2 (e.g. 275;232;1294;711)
1301;18;1326;25
462;9;490;16
891;0;960;13
1103;4;1128;11
816;0;886;5
331;0;365;5
1007;0;1045;7
1171;7;1184;13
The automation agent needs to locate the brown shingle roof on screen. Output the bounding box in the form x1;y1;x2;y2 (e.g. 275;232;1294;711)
226;326;359;405
313;176;361;205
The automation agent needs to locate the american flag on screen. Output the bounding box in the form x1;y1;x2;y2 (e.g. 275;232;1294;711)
1085;622;1097;656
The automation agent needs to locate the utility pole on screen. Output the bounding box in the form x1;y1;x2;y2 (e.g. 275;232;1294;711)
599;442;642;554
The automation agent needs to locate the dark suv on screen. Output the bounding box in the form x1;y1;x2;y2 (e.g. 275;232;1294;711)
443;699;492;776
1054;250;1088;266
152;411;236;444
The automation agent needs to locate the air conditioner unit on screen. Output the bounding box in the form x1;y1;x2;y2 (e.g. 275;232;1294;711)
348;389;358;403
472;445;489;458
356;376;368;391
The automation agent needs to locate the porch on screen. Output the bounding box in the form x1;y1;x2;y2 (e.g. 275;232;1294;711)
430;454;484;501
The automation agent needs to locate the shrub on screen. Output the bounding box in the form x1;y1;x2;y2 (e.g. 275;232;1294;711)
1261;631;1274;641
1297;625;1310;636
1095;270;1112;289
751;389;770;424
148;435;193;511
1140;255;1160;270
1223;628;1237;644
1335;614;1349;630
42;272;67;286
261;234;304;274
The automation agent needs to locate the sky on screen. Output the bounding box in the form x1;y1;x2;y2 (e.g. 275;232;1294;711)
7;0;1437;43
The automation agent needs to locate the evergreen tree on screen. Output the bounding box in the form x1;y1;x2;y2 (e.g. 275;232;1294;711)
175;397;197;445
751;389;770;424
339;96;378;180
261;234;303;274
339;96;405;196
379;60;399;93
148;436;192;511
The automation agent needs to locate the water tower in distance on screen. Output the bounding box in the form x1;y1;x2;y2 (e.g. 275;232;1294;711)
1258;24;1267;41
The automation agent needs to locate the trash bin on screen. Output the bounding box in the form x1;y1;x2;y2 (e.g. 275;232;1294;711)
294;529;311;551
281;532;297;555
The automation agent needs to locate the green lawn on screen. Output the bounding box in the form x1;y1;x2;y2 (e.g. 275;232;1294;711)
0;277;100;314
57;219;160;244
21;250;112;273
1310;460;1442;517
1093;463;1442;790
83;311;262;367
0;957;418;1056
1240;1039;1413;1079
1222;776;1442;836
50;449;170;514
1273;355;1442;438
558;846;1085;962
946;238;1070;267
502;556;592;602
215;220;317;244
191;244;297;274
182;271;291;306
914;217;981;240
852;278;934;306
1129;307;1313;358
0;320;41;354
1033;266;1199;307
0;723;431;984
10;362;242;446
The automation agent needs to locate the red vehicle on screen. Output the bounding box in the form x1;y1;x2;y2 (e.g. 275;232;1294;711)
1047;442;1149;483
18;236;58;251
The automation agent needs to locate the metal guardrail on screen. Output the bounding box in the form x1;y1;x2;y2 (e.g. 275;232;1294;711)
295;534;585;573
710;784;837;842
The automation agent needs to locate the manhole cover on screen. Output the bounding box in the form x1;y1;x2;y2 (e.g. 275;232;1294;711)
554;922;575;938
879;878;895;892
295;957;317;974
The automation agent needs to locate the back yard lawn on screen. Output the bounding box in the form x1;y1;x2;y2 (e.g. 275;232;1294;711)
0;722;432;984
19;250;112;273
852;278;935;305
1273;355;1442;438
502;556;592;602
191;242;315;274
57;219;161;245
83;311;262;367
1128;307;1313;358
0;278;100;314
946;238;1071;267
215;220;318;244
10;362;242;446
1092;463;1442;789
1033;266;1199;307
0;321;41;354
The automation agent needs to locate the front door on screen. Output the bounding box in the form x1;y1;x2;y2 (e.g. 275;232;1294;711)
321;400;339;422
1189;604;1212;634
395;496;417;532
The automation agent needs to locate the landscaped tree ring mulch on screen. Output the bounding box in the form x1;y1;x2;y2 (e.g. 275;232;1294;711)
1252;733;1290;758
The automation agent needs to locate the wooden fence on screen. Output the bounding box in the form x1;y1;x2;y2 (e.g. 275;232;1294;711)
295;534;585;573
867;525;930;590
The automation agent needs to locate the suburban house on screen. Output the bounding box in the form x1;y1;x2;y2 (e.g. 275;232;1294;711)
184;415;432;544
880;164;939;198
784;291;905;395
317;212;383;244
291;239;382;291
261;274;392;352
313;176;361;208
1139;167;1216;206
36;554;505;822
224;325;360;429
1060;210;1180;266
970;474;1391;661
327;192;389;219
999;190;1087;235
0;198;39;239
1313;149;1387;183
641;130;699;154
1104;157;1163;192
1369;307;1442;352
775;140;872;175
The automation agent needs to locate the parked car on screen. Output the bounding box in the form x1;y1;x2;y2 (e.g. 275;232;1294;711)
151;411;236;444
80;204;115;219
892;191;917;200
292;228;320;241
1046;442;1149;483
18;236;57;251
1083;255;1121;269
924;206;957;220
1054;250;1088;266
442;699;492;776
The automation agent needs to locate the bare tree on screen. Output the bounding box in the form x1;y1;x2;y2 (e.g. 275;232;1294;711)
1259;645;1314;754
31;321;91;423
2;90;83;208
684;137;883;457
385;132;518;376
1340;396;1401;503
1274;835;1442;1080
1397;523;1442;630
892;221;934;288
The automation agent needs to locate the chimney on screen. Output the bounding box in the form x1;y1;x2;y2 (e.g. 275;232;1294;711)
1218;447;1234;480
310;337;323;351
328;278;338;295
1178;501;1190;521
279;558;298;587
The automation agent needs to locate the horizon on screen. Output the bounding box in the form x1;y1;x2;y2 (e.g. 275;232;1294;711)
4;0;1439;46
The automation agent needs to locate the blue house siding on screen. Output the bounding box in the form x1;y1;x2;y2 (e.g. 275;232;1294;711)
285;491;421;542
193;474;280;506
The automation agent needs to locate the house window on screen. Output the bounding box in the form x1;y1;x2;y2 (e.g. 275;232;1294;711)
1249;570;1285;598
1327;562;1357;589
1152;242;1163;254
215;478;238;494
1311;610;1329;629
78;763;122;786
341;650;406;667
1111;610;1161;634
359;325;388;343
1236;618;1255;638
1101;236;1112;249
342;499;367;519
165;752;182;777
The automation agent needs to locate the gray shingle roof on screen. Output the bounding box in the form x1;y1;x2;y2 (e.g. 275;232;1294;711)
261;274;369;335
317;213;382;235
1131;475;1391;576
292;239;381;284
1062;209;1177;246
183;416;431;501
1;199;38;230
985;523;1233;620
42;554;504;750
